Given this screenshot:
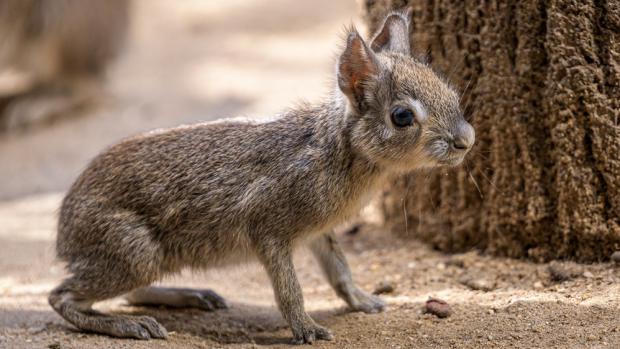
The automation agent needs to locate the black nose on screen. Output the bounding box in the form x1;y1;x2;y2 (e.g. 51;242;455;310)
451;122;475;151
452;138;469;150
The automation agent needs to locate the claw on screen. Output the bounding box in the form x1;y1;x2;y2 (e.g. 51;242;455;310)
193;296;215;311
136;316;168;339
292;323;333;344
349;288;386;313
200;290;228;309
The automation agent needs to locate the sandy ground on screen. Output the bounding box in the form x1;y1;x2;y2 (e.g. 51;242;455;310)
0;194;619;349
1;1;619;348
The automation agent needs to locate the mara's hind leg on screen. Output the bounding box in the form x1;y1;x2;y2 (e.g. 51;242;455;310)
309;231;385;313
50;209;168;339
49;277;168;339
126;287;228;311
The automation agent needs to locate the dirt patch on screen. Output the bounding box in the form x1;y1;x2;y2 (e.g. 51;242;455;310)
367;0;620;262
1;194;619;348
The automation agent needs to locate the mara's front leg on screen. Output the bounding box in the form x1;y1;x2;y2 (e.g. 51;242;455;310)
309;231;385;313
256;241;333;344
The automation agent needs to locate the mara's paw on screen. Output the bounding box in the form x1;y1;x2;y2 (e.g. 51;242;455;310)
106;315;168;340
131;316;169;339
291;321;334;344
184;289;228;311
349;288;386;314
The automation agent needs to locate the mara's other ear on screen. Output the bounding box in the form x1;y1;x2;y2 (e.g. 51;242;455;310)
370;10;411;55
338;28;378;112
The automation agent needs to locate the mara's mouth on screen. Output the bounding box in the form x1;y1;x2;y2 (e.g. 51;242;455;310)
436;153;467;167
418;138;472;169
425;139;472;168
410;153;465;171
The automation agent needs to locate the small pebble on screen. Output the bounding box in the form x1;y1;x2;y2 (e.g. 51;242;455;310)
373;281;396;295
424;298;451;318
583;271;594;278
611;251;620;264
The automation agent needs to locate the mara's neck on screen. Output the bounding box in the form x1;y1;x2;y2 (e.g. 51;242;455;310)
295;94;384;185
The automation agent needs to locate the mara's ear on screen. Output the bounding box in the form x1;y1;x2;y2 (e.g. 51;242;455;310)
370;11;411;55
337;28;378;111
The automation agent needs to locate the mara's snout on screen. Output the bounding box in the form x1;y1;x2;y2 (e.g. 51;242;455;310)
441;120;475;166
452;120;475;152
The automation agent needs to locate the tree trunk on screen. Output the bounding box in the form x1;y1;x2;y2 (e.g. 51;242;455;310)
365;0;620;261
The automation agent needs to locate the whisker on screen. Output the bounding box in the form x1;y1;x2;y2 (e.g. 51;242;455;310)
401;177;412;235
466;165;484;199
462;96;475;118
475;149;493;154
471;151;490;161
402;198;409;235
478;169;503;194
460;76;473;103
446;58;464;82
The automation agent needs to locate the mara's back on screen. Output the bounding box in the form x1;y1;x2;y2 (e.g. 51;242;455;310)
58;117;301;257
57;109;377;267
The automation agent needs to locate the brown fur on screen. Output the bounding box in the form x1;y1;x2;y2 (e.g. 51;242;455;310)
49;11;474;344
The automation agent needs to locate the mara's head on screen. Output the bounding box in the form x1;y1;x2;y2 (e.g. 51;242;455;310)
337;11;474;172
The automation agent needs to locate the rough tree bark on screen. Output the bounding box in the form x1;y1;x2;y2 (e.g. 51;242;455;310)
365;0;620;261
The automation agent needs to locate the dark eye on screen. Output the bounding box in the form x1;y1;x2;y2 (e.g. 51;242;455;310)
390;106;415;127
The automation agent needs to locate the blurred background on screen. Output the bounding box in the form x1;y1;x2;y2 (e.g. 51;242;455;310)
0;0;361;200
